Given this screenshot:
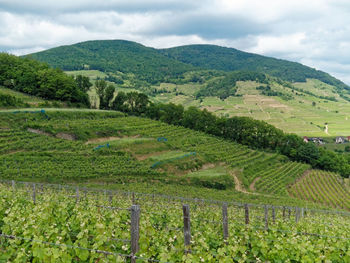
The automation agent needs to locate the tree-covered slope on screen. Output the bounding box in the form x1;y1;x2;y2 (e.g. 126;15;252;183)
0;53;90;106
159;44;349;90
27;40;350;92
27;40;194;84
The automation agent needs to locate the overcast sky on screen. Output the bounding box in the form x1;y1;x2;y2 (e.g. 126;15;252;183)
1;0;350;84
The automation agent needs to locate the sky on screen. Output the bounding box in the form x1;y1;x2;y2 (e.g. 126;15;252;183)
1;0;350;84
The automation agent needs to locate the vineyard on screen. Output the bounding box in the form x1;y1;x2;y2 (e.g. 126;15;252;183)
1;110;350;207
0;111;309;195
1;110;350;261
290;170;350;210
1;180;350;262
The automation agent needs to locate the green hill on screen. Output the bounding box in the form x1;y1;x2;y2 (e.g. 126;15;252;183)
27;40;349;91
24;40;350;136
26;40;194;84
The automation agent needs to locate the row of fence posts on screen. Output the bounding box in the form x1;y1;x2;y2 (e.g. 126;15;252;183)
11;181;307;262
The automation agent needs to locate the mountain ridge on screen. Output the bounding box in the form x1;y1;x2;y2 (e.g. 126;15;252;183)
25;39;349;91
159;44;348;90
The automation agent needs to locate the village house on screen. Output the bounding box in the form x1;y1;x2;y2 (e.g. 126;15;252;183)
303;137;325;144
309;137;325;144
335;136;346;144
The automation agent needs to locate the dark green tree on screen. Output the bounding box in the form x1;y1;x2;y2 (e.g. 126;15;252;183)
111;91;127;112
159;103;184;125
95;79;108;109
103;85;115;109
75;75;92;92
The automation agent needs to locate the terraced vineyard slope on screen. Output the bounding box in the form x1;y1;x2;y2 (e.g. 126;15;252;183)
0;110;318;206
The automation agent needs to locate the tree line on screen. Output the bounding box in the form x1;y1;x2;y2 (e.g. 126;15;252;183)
196;71;268;100
0;53;90;106
100;89;350;177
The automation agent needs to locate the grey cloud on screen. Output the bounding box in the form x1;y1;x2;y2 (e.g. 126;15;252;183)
56;12;123;32
0;0;204;15
141;13;269;40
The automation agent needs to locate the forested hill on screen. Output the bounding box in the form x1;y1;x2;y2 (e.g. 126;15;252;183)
27;40;349;91
159;45;348;90
26;40;194;84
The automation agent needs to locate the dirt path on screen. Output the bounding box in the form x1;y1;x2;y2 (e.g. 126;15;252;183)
230;172;251;194
230;172;277;198
249;177;261;191
324;124;329;135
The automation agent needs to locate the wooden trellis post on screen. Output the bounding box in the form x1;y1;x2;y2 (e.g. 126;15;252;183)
130;205;140;263
183;204;191;254
222;203;229;241
264;205;269;230
244;204;249;225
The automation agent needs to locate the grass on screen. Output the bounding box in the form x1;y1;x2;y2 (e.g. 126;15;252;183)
186;166;227;177
148;151;191;161
0;87;45;104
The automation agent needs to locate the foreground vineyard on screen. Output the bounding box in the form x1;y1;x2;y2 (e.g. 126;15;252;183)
1;181;350;262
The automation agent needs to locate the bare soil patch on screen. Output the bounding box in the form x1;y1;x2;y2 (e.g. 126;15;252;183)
27;128;51;136
56;133;76;141
200;163;216;170
27;128;77;141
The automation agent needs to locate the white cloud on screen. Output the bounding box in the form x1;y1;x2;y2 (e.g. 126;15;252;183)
248;33;308;59
1;0;350;84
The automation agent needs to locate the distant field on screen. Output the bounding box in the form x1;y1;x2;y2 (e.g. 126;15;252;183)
150;79;350;137
65;70;107;80
66;69;350;137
